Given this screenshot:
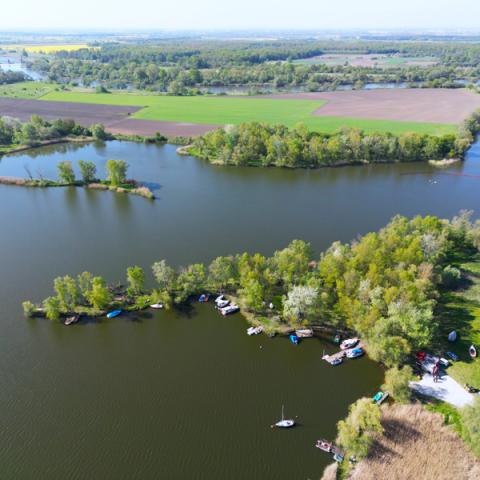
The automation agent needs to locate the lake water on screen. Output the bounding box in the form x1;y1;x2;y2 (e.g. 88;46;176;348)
0;139;479;479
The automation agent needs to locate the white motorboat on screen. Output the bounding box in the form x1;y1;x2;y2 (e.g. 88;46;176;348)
215;295;230;308
247;326;264;336
274;405;295;428
295;328;313;338
150;303;164;309
220;304;239;316
340;337;359;350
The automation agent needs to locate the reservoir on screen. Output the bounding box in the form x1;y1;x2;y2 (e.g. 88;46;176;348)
0;139;478;479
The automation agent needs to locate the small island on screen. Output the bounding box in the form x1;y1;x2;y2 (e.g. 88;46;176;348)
0;158;155;199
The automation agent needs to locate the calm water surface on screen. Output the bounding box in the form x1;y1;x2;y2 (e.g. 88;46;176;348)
0;140;479;479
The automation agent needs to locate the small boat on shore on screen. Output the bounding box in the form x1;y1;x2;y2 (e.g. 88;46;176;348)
346;347;364;359
289;334;299;345
372;391;389;405
150;303;164;309
448;330;457;342
340;338;359;350
315;439;332;453
273;405;295;428
220;304;239;316
247;326;264;336
295;328;313;338
106;309;122;319
469;345;477;358
64;314;80;326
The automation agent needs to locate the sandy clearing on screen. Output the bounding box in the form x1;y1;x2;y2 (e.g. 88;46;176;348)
410;373;475;407
264;88;480;124
0;98;217;137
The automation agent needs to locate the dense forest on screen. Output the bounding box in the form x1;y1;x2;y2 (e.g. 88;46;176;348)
26;40;480;92
190;110;480;168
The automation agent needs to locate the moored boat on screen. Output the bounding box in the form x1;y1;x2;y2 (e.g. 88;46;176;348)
340;337;359;350
329;358;343;366
220;304;239;316
346;347;364;359
372;391;389;405
198;294;209;303
295;328;313;338
64;314;80;326
315;439;332;452
247;326;264;336
289;334;299;345
215;295;230;308
106;309;122;319
150;303;164;309
274;405;295;428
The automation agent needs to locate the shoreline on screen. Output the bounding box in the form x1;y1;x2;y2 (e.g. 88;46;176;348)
0;136;94;157
0;175;155;199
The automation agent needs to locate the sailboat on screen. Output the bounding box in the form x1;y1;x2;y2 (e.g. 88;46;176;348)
274;405;295;428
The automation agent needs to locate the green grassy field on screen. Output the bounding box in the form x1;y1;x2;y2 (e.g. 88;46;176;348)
40;90;456;135
437;255;480;387
0;81;56;99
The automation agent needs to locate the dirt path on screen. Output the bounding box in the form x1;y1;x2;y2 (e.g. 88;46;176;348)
410;373;475;407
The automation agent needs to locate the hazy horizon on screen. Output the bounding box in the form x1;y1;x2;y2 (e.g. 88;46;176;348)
1;0;480;31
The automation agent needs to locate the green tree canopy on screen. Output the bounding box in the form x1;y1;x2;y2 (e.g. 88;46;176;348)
106;159;128;186
337;397;383;459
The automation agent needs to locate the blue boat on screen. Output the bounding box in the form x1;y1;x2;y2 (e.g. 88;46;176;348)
289;334;299;345
198;294;209;303
106;309;122;319
346;347;364;359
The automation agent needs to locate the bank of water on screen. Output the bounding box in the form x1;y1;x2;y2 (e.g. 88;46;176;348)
0;139;479;479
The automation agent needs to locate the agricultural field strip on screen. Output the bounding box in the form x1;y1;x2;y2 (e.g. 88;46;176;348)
39;91;456;135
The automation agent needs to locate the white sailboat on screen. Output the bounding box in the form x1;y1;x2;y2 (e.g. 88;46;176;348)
274;405;295;428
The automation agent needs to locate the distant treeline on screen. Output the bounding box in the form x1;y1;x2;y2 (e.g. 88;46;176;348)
0;115;108;149
0;70;28;85
191;112;480;168
27;40;480;93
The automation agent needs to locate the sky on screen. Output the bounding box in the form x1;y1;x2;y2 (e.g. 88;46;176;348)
1;0;479;31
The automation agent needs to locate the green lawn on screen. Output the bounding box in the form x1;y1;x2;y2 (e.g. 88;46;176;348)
0;81;56;99
436;254;480;387
40;90;456;135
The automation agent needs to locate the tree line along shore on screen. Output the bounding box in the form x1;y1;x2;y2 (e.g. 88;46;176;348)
1;108;480;175
22;212;480;472
189;109;480;168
